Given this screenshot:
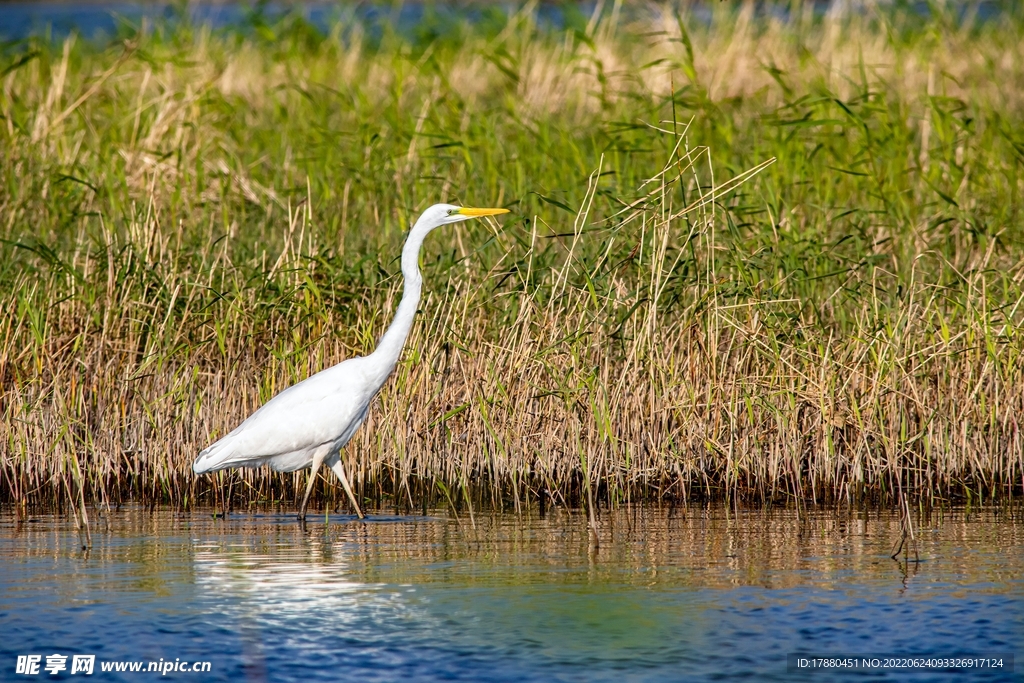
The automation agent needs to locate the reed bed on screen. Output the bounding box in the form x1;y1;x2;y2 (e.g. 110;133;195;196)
2;2;1024;515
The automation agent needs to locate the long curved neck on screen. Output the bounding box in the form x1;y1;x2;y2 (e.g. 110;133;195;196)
368;222;431;382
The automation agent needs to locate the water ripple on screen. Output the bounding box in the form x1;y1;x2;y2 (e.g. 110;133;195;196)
1;507;1021;682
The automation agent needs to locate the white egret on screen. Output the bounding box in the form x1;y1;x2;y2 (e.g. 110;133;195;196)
192;203;510;519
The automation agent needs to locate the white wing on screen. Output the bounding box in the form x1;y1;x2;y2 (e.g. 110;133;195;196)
192;356;377;473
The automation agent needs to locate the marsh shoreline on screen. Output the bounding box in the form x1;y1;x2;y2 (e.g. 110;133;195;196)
3;3;1024;512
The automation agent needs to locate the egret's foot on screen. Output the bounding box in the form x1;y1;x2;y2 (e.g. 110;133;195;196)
329;458;364;520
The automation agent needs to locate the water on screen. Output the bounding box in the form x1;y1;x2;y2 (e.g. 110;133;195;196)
0;2;1011;43
1;506;1021;681
0;2;570;42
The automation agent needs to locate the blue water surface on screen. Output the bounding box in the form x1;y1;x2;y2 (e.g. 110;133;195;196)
0;2;568;42
0;1;1013;43
1;507;1021;681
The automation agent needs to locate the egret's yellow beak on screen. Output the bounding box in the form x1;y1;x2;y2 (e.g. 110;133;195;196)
456;207;510;217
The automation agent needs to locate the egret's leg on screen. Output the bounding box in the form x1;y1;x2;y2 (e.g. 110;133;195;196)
298;447;330;520
329;456;365;519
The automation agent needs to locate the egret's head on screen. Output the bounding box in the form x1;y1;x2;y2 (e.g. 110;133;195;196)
417;203;510;231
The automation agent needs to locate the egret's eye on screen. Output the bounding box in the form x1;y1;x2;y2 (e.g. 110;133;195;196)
447;209;456;216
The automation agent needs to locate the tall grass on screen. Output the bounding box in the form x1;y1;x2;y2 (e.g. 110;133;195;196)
2;2;1024;515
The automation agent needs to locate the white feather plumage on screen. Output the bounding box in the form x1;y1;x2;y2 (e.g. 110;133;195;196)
191;203;509;519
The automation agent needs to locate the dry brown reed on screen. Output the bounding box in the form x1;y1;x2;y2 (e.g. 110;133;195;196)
2;3;1023;515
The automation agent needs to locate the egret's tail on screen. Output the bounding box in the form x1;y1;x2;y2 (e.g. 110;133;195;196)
192;440;234;474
